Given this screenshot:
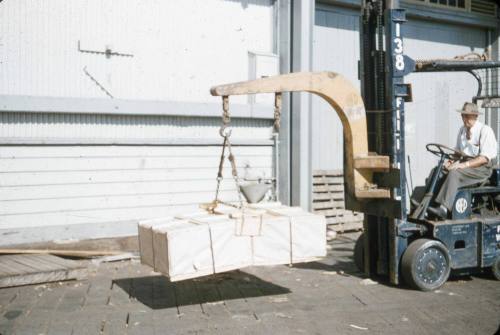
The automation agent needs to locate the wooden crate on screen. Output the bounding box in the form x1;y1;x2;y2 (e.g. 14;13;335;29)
312;170;363;233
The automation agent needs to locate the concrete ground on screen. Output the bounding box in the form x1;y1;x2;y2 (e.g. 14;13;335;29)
0;233;499;335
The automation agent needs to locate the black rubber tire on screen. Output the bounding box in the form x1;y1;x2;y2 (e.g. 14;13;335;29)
401;239;451;291
492;257;500;280
354;233;365;272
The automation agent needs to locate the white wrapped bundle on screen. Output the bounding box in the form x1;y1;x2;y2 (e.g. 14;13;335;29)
152;219;214;281
193;216;253;273
137;217;174;267
138;204;327;281
251;213;292;266
266;207;327;263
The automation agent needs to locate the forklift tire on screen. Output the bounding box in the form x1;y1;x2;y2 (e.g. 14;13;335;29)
354;233;365;272
401;239;450;291
492;257;500;280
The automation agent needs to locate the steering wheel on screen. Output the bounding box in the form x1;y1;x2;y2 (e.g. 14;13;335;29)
425;143;471;161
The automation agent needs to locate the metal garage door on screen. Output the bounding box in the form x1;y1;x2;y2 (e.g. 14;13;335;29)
313;5;487;187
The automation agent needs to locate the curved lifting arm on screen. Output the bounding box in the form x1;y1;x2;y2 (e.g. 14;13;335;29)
211;71;390;200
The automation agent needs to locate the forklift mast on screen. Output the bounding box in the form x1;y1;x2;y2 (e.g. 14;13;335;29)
358;0;415;284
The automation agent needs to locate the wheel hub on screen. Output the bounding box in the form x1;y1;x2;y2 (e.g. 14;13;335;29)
416;248;447;284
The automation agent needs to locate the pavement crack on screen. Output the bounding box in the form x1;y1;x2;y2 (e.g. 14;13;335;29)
352;293;367;306
99;319;106;334
173;285;181;316
9;292;18;303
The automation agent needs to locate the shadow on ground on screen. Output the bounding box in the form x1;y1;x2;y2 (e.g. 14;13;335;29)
113;270;290;310
292;259;362;276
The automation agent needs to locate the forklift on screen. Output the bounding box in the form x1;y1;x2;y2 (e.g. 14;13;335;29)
209;0;500;291
352;0;500;290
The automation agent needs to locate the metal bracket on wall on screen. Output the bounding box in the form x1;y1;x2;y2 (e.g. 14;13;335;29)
83;66;114;99
78;40;134;58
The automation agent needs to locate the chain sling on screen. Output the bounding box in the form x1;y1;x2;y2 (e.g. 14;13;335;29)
208;94;282;213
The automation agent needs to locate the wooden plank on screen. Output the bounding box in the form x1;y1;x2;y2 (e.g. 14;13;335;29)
325;215;364;225
312;184;344;193
313;169;343;177
30;254;83;268
0;249;123;258
312;200;345;210
328;221;363;232
314;209;344;217
312;176;344;184
315;209;359;217
6;254;58;272
0;267;88;288
0;257;36;276
0;261;18;275
312;192;344;201
0;255;87;288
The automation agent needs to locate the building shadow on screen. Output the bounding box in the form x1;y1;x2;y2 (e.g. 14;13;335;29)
113;270;290;310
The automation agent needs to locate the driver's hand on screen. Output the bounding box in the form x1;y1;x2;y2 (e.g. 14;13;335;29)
444;160;455;170
448;162;466;170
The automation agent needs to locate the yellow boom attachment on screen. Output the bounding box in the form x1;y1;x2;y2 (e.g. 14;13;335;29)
211;71;390;200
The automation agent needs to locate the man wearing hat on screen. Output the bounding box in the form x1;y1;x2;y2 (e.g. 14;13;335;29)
429;102;498;219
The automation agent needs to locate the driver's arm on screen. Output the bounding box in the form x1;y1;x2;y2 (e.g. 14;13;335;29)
450;155;488;170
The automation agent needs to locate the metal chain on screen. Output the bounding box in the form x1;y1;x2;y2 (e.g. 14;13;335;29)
225;135;244;208
213;135;228;206
210;96;245;211
273;93;282;132
222;95;230;125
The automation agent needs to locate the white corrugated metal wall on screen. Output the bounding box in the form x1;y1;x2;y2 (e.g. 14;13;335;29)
0;0;277;245
313;5;488;188
0;0;275;103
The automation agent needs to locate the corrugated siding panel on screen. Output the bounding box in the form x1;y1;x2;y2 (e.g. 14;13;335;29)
0;113;273;141
0;146;273;231
313;6;486;188
0;0;274;104
404;20;486;186
0;1;276;245
312;8;359;171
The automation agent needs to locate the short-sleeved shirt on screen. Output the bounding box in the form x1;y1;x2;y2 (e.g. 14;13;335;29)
455;121;498;161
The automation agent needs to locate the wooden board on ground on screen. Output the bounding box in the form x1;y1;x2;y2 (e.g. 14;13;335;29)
0;254;87;288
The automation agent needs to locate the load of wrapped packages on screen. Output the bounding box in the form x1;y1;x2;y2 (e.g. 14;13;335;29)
138;202;326;282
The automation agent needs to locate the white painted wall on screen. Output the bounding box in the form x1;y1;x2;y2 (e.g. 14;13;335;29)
0;0;274;104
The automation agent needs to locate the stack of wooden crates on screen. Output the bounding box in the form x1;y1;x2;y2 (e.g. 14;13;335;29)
312;170;363;233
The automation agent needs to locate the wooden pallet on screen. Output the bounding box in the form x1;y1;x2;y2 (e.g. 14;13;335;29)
0;254;87;288
312;170;363;233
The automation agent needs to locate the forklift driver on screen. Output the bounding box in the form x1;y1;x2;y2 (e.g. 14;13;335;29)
428;102;498;219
